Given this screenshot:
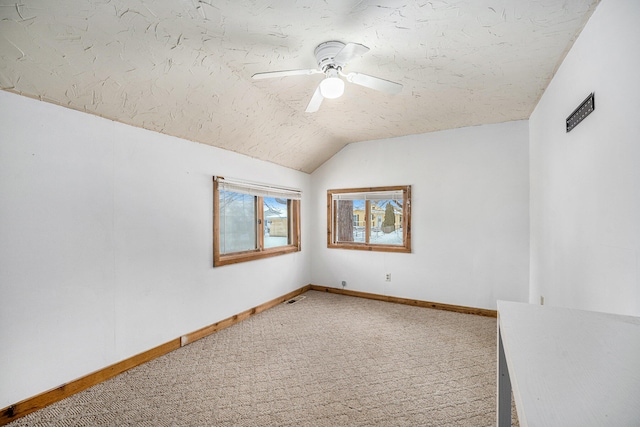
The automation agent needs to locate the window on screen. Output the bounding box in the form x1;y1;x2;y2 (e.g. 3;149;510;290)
327;186;411;253
214;176;301;266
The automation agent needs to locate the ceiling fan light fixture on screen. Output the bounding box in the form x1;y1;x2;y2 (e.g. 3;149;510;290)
319;76;344;99
252;41;402;113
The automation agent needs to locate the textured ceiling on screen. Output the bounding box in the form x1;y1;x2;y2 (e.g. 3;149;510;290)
0;0;599;173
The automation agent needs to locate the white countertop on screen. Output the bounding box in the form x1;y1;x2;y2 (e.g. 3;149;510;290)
497;301;640;426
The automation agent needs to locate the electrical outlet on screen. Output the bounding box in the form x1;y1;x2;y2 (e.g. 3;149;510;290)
341;281;346;287
385;273;391;282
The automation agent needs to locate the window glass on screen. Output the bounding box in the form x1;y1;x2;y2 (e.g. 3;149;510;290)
369;199;403;245
336;199;365;243
219;190;256;254
327;186;411;253
214;177;301;266
263;197;289;248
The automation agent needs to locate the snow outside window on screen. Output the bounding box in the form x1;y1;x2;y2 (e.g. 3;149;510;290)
214;177;301;266
263;197;289;249
328;186;411;253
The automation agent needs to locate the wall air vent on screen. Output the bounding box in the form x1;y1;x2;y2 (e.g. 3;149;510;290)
566;93;595;132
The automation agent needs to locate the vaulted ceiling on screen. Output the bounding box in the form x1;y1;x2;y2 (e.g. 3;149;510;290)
0;0;599;173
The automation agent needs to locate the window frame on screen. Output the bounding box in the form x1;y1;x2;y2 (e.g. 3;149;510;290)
327;185;411;253
213;177;301;267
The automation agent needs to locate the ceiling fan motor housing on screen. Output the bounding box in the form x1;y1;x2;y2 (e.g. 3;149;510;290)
314;41;346;72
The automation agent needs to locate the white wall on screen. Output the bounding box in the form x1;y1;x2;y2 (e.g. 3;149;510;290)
8;0;638;406
529;0;640;316
0;90;311;407
310;121;530;310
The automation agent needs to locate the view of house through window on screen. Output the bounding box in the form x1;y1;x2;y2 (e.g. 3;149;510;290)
214;177;301;266
263;197;289;249
328;186;411;253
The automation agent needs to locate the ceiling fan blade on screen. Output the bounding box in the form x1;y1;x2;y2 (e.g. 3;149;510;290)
252;69;321;80
305;86;324;113
346;72;403;95
333;43;370;66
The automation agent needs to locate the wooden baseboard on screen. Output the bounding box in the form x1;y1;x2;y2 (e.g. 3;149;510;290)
180;285;311;345
0;339;180;426
0;285;311;426
1;284;490;425
308;285;497;318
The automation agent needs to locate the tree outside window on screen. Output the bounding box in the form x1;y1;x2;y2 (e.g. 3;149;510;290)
327;186;411;253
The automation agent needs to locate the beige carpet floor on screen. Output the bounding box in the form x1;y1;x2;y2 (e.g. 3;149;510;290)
8;290;518;426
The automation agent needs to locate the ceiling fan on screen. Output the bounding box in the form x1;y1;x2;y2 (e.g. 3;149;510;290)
252;41;403;113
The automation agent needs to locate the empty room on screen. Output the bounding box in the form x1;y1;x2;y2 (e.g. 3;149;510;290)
1;0;639;425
